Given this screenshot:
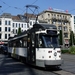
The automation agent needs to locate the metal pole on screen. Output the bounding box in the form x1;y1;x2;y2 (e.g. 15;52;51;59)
61;18;64;49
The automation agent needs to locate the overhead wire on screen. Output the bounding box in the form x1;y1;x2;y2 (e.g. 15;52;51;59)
0;0;75;15
0;0;39;15
69;9;75;13
0;0;24;14
31;0;38;5
21;0;39;15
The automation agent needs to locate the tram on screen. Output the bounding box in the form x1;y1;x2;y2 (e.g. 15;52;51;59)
8;23;63;68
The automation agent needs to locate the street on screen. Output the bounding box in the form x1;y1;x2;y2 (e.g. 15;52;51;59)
61;54;75;74
0;54;75;75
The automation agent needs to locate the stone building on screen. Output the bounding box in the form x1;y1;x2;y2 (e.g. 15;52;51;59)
38;8;71;47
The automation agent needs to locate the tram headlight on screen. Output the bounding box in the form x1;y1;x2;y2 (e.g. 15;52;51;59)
49;56;51;58
57;51;61;53
48;51;52;53
59;55;61;58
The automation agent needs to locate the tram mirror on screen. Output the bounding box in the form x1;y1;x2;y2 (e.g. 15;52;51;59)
39;40;42;44
39;39;42;47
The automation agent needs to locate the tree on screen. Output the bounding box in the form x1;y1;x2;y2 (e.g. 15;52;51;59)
70;31;74;46
59;30;63;45
17;27;21;35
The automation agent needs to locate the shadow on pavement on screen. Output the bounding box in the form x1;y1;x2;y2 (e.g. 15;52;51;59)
0;54;38;75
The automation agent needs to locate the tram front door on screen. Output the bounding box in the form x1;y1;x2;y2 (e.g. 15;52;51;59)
27;33;35;64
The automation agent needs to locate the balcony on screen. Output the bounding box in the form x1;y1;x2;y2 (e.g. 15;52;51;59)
51;16;56;20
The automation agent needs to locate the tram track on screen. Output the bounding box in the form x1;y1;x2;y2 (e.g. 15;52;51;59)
52;69;75;75
39;67;75;75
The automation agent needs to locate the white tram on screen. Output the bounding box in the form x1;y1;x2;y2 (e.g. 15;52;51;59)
8;23;63;68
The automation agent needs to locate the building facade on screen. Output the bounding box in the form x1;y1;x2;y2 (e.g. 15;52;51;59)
38;9;71;47
0;13;12;44
0;13;36;45
71;15;75;34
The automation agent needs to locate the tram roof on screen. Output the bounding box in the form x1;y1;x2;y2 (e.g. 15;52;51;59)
33;23;57;30
8;23;57;40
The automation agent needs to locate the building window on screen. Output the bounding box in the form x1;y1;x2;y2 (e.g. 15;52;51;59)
13;29;14;33
8;21;11;25
63;22;67;25
74;16;75;24
24;24;26;28
57;15;59;17
5;27;7;31
63;15;64;18
16;23;17;27
58;21;62;25
8;34;10;37
74;25;75;29
0;33;1;39
64;33;68;38
19;23;20;27
5;20;7;25
48;14;50;18
48;20;50;23
22;24;23;28
59;15;62;19
13;23;14;27
58;26;62;30
64;26;67;31
8;27;11;32
16;29;17;33
0;27;1;31
5;34;7;39
52;20;56;24
0;20;2;25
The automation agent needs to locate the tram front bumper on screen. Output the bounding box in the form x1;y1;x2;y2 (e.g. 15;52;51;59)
45;59;63;66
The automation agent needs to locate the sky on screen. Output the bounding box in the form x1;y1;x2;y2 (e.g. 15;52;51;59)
0;0;75;15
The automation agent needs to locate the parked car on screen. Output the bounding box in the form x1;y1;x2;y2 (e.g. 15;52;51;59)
2;46;8;54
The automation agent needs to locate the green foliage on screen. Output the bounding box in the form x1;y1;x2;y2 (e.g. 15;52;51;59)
70;31;74;46
17;27;21;35
59;30;62;45
69;46;75;54
61;50;69;53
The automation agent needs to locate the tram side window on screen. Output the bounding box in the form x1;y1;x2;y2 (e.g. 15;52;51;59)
16;40;19;47
23;41;27;47
20;40;22;47
17;39;22;47
22;37;27;47
15;38;23;47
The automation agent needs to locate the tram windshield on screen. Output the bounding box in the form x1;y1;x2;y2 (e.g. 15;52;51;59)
38;35;59;48
43;35;59;48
